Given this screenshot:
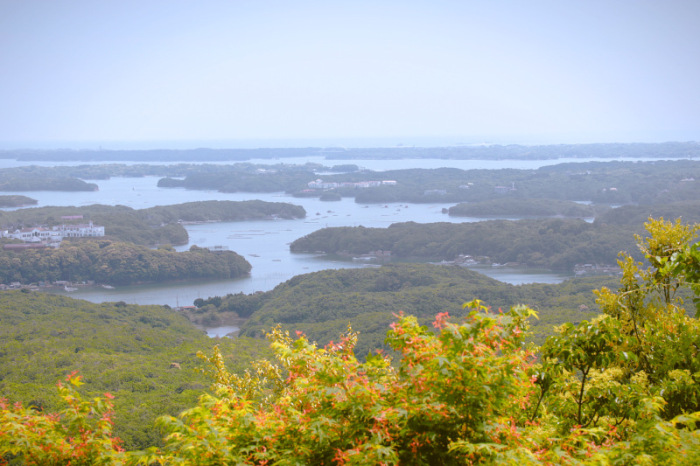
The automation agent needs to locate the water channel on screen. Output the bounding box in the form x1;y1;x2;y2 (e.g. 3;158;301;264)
0;154;658;307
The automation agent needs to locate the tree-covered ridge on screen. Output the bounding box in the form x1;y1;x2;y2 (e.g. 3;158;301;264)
0;200;306;246
194;264;616;354
595;200;700;226
3;219;700;463
291;218;638;271
143;200;305;223
157;168;316;193
448;198;598;218
0;240;251;286
0;291;270;450
0;195;37;208
0;174;97;192
291;201;700;271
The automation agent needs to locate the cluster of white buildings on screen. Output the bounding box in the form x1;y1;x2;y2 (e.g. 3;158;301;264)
1;221;105;245
307;179;397;190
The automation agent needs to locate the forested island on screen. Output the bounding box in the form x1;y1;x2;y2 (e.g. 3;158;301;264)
289;201;700;272
0;195;37;208
290;218;634;271
0;200;305;246
0;174;97;191
141;199;305;224
0;241;251;286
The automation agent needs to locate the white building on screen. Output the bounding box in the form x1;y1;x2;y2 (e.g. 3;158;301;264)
2;221;105;243
308;179;397;190
53;221;105;238
3;227;61;243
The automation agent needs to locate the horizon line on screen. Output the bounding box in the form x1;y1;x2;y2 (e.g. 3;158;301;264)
1;138;699;152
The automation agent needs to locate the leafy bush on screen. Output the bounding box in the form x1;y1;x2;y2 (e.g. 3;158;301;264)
2;218;700;464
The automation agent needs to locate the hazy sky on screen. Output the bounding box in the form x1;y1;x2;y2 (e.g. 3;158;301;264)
1;0;699;148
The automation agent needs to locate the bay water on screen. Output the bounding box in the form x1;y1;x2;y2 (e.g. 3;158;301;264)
0;156;642;307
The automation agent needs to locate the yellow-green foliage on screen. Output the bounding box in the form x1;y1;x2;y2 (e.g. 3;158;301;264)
233;264;614;353
2;218;700;464
0;291;269;450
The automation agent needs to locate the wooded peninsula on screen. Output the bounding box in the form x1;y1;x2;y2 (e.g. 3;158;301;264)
0;195;37;208
0;200;304;286
0;241;251;286
0;200;305;247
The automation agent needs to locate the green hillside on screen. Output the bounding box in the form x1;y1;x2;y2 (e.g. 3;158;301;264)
193;264;618;355
0;291;268;449
2;218;700;464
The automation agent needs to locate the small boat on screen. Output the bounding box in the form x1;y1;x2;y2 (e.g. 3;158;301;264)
64;286;78;292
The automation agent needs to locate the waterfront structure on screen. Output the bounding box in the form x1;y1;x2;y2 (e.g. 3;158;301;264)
1;221;105;243
52;221;105;238
307;179;397;190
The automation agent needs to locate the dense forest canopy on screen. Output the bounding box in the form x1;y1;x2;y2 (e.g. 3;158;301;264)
448;198;598;218
195;264;617;353
0;291;269;449
290;218;638;271
290;202;700;272
0;240;251;286
1;219;699;463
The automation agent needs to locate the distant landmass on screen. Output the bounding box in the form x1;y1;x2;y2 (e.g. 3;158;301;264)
0;195;37;207
1;141;698;162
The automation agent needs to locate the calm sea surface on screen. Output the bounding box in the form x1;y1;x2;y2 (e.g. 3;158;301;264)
0;155;648;306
